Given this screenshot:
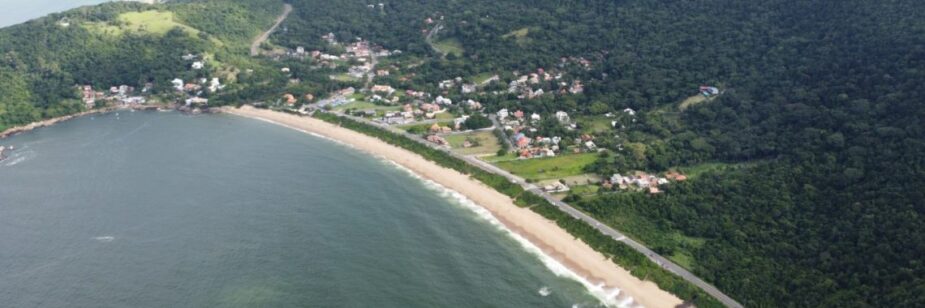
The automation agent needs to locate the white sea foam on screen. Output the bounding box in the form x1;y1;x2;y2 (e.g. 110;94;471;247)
93;236;115;243
241;113;640;307
383;160;636;308
539;286;552;296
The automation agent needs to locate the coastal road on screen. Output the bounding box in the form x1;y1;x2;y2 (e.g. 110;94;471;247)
331;111;744;308
488;115;514;150
250;3;293;57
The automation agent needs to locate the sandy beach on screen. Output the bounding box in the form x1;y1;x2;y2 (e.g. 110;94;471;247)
224;106;684;308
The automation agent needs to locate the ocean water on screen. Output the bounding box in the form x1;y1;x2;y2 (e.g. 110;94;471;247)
0;111;606;307
0;0;113;28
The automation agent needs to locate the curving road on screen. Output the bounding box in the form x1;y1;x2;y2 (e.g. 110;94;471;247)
250;3;293;57
328;111;744;308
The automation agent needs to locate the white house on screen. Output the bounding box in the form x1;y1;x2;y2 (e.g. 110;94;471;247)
530;113;542;122
435;96;453;105
623;108;636;116
171;78;184;91
191;61;204;70
555;111;570;123
497;108;509;120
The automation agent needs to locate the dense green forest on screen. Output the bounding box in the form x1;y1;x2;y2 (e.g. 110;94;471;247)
274;0;925;306
1;0;924;306
0;0;282;129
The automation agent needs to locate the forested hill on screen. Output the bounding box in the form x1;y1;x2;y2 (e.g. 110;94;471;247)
1;0;924;306
0;0;282;130
273;0;925;306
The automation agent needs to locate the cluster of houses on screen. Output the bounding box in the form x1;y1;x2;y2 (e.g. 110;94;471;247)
506;68;571;99
603;171;688;194
495;108;598;159
78;84;150;109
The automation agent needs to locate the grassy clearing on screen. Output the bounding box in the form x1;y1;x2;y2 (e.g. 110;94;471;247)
679;94;713;111
472;72;497;84
494;153;599;181
502;27;530;39
329;73;360;82
674;161;749;179
502;27;531;45
434;112;456;120
332;101;401;113
84;11;200;37
433;38;464;57
577;116;614;134
445;131;502;155
397;121;455;133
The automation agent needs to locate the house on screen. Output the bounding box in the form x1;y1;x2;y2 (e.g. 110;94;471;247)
283;94;297;105
555;111;570;123
435;96;452;105
530;113;542;122
338;87;356;96
426;134;448;145
209;78;223;92
172;78;184;91
461;83;477;94
281;67;291;73
296;46;305;54
429;123;452;134
420;103;441;113
185;97;208;105
376;70;390;76
465;99;482;110
191;61;204;70
699;86;720;97
496;108;509;120
569;80;584;94
648;187;662;194
623;108;636;116
513;110;525;120
304;94;315;101
371;85;395;95
543;182;570;193
514;133;530;148
584;141;597;151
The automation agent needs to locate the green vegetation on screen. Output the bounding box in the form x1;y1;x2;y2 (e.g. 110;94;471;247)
445;131;501;155
495;153;598;181
4;0;925;305
312;112;722;307
83;11;200;37
432;39;463;57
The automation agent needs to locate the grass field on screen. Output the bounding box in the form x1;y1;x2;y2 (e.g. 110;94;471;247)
577;116;614;134
329;73;360;82
673;161;753;179
433;39;464;57
502;27;531;45
679;94;714;111
84;11;201;37
494;153;599;181
332;101;401;113
472;72;497;84
445;131;502;155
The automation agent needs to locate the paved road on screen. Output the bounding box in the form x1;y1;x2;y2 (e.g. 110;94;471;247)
250;4;293;57
424;21;446;57
488;115;514;150
327;111;743;308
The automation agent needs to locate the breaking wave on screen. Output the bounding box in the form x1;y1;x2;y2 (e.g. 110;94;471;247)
384;160;637;308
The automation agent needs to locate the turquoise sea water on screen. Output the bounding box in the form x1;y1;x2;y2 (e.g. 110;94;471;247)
0;111;605;307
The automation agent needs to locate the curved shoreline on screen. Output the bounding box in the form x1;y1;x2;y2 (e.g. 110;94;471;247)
223;106;683;308
0;108;117;140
